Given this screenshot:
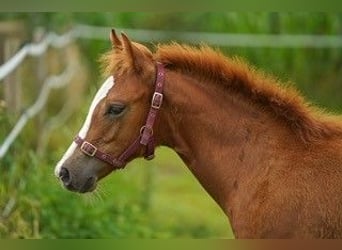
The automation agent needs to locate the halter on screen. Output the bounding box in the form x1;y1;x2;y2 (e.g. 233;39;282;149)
74;62;165;169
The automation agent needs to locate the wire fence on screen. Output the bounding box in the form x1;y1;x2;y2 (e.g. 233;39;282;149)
0;28;78;159
0;62;77;158
0;30;76;82
1;23;342;159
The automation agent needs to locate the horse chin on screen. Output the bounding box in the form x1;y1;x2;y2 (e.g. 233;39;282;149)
79;176;98;193
63;176;98;194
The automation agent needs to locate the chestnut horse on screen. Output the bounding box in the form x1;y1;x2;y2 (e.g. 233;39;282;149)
55;29;342;238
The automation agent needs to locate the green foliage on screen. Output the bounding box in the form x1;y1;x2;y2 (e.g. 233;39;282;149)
1;12;342;238
0;144;230;238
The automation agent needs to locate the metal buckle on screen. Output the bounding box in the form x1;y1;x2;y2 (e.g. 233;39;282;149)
151;92;163;109
140;125;153;136
80;141;97;157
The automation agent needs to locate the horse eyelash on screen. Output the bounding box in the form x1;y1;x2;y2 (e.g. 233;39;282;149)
105;104;126;117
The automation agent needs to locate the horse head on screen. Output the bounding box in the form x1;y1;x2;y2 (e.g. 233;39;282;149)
54;30;161;193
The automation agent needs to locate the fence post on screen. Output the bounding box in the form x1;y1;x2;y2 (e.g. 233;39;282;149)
0;21;25;115
33;27;47;152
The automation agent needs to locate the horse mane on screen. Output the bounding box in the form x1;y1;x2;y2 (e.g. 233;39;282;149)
155;43;342;142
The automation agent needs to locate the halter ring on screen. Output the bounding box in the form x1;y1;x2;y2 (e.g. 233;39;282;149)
140;125;153;136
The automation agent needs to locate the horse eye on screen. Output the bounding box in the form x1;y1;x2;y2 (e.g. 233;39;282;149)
106;104;126;117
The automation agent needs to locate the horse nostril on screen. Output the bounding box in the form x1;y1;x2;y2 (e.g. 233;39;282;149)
59;167;71;185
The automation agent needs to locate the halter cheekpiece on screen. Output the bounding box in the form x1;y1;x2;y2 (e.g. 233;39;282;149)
74;62;165;169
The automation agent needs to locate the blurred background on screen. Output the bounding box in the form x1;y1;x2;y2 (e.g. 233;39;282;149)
0;12;342;238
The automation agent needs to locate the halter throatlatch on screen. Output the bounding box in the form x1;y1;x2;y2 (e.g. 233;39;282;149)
74;62;165;169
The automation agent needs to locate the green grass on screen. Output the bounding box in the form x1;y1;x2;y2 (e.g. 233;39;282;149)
0;139;232;238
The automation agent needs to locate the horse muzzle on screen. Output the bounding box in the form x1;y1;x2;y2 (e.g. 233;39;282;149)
57;166;98;193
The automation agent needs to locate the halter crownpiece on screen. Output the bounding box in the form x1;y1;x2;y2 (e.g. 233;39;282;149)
74;62;165;169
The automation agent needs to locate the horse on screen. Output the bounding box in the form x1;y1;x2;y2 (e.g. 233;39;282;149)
55;29;342;238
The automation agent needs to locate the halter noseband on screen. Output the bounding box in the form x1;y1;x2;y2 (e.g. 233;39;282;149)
74;62;165;169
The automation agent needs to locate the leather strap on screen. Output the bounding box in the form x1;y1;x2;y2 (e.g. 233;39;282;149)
74;135;125;168
74;62;165;169
140;63;165;158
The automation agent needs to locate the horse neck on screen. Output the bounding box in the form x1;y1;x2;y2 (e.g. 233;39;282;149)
156;70;297;213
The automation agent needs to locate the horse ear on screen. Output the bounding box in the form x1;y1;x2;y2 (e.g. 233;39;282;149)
121;32;135;59
110;29;122;48
121;32;144;72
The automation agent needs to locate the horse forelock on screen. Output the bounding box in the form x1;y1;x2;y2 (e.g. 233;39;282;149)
99;42;153;78
100;50;129;77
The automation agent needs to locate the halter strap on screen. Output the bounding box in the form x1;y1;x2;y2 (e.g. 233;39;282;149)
74;62;165;169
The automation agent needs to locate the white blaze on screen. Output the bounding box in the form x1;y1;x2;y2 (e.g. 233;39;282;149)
54;76;115;177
